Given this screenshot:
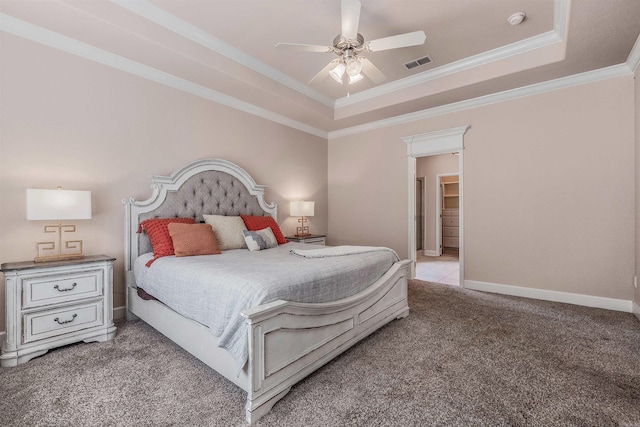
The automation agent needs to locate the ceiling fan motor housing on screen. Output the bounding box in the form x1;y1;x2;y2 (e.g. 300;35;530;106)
333;33;365;53
334;33;366;77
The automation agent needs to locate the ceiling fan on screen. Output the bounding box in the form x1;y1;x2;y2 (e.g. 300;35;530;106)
275;0;426;86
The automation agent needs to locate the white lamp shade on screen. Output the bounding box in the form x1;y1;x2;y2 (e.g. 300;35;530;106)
290;201;314;217
349;73;363;84
329;63;345;83
26;189;92;220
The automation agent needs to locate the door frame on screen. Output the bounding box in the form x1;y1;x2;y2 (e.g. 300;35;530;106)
402;125;469;284
416;176;425;252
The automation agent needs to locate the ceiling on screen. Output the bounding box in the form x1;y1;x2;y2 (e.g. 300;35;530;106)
1;0;639;137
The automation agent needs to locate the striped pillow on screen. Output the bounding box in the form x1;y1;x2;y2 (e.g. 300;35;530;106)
241;215;286;244
243;228;278;251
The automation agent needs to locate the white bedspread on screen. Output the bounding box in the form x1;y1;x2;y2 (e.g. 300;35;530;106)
133;242;397;373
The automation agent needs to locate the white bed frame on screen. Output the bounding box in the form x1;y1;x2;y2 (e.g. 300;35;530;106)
123;158;410;424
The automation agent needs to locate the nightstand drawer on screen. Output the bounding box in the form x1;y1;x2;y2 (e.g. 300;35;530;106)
23;269;103;309
23;301;104;344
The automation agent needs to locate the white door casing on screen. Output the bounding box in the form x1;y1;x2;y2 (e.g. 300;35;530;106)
401;125;469;284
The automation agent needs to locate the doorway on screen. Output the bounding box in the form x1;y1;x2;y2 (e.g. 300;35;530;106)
402;125;468;288
415;155;460;285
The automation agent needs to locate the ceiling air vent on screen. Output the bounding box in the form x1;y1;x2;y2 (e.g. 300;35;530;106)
404;55;432;70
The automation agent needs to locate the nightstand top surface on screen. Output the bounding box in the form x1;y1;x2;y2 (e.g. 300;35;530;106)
286;234;326;240
1;255;116;272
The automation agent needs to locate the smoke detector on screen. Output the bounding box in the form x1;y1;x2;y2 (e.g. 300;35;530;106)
508;12;526;26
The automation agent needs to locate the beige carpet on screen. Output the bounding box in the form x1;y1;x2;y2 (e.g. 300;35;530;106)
1;280;639;426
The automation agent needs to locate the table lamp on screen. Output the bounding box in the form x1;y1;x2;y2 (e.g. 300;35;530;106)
290;201;314;237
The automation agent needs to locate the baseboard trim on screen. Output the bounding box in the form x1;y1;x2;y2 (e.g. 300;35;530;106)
423;250;439;257
464;280;633;313
633;301;640;321
113;306;127;320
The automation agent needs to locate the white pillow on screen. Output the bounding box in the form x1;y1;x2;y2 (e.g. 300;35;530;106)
203;215;247;250
243;227;278;251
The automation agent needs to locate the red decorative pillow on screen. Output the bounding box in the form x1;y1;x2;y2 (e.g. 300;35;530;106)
241;215;286;245
168;223;221;257
137;217;195;266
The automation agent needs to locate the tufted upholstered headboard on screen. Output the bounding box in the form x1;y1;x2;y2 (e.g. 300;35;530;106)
123;158;277;272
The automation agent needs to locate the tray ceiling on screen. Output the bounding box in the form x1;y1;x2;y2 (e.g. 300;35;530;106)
1;0;639;136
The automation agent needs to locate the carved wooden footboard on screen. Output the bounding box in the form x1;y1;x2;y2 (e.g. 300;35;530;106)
242;259;410;423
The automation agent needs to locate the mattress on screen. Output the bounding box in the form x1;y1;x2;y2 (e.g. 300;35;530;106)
133;242;398;372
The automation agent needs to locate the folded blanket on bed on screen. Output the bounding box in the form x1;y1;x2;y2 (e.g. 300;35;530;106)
290;245;399;261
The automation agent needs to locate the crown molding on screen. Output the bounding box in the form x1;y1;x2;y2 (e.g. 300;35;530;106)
0;13;328;139
328;64;631;139
111;0;334;108
626;35;640;73
554;0;571;37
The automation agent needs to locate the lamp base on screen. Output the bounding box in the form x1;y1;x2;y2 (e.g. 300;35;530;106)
295;220;310;238
34;222;86;263
34;253;85;263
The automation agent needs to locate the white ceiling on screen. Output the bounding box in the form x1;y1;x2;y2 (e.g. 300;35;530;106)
1;0;639;136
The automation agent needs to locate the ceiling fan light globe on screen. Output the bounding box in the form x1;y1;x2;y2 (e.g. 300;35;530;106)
349;73;363;84
329;63;345;83
346;58;363;76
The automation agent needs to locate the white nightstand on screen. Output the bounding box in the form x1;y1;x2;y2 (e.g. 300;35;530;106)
286;235;326;245
0;255;117;367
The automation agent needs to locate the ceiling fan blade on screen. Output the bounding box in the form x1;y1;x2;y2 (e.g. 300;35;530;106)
360;58;386;84
341;0;361;40
366;30;426;52
309;59;340;84
275;43;333;53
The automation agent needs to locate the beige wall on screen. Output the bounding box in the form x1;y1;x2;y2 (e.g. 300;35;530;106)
416;154;459;254
0;34;328;331
330;75;636;301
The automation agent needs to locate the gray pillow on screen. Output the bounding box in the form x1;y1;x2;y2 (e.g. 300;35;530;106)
243;228;278;251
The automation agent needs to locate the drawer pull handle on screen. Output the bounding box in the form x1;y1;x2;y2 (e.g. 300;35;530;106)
54;283;77;292
53;314;77;325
